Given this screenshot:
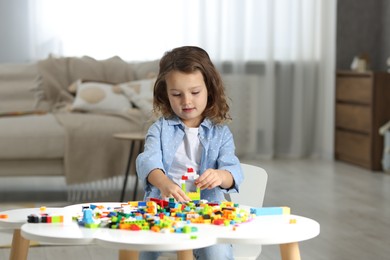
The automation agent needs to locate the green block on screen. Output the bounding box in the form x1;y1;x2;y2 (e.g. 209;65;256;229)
51;216;61;223
182;226;192;233
85;223;100;228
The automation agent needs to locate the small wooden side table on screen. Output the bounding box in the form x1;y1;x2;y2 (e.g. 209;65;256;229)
113;132;145;202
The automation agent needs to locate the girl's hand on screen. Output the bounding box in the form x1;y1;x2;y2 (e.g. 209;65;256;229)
159;179;190;202
147;169;191;202
195;169;232;190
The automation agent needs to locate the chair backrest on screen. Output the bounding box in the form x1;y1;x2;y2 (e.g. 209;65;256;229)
228;163;268;260
229;163;268;207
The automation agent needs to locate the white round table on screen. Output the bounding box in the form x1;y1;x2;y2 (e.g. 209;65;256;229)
0;207;63;260
19;203;320;260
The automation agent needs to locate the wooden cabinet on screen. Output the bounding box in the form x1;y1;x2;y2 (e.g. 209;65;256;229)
335;71;390;171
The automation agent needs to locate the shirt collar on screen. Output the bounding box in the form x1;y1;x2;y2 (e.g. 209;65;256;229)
166;116;213;130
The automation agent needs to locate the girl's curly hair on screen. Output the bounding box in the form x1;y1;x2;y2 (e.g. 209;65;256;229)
153;46;231;125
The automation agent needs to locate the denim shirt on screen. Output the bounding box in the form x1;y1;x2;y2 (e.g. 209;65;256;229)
136;116;243;202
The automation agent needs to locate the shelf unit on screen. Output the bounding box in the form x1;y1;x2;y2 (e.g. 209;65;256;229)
334;71;390;171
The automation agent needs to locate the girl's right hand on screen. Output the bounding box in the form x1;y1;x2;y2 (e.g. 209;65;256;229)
159;180;191;202
147;168;191;202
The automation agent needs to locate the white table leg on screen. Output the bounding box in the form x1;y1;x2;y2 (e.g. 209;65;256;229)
10;229;30;260
177;249;193;260
279;242;301;260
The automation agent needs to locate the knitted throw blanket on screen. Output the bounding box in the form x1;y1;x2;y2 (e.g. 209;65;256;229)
37;56;144;200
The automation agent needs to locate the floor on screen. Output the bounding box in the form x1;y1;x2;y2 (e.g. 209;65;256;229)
0;158;389;259
252;158;390;260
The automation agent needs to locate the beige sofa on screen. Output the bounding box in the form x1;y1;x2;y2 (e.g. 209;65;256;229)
0;56;159;189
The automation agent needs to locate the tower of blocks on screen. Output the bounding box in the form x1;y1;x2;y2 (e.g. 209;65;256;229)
180;167;200;201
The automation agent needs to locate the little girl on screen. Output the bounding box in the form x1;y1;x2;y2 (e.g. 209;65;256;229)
136;46;243;260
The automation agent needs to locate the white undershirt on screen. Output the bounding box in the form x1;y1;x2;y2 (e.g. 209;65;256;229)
170;127;202;185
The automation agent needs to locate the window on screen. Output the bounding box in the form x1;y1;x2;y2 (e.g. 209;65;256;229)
31;0;322;62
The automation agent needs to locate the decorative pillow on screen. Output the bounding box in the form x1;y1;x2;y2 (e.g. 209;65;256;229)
117;78;156;116
71;80;131;114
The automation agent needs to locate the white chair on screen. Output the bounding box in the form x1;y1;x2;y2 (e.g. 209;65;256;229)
227;163;268;260
159;163;268;260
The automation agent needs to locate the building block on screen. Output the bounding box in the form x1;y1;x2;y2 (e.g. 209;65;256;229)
27;214;40;223
180;167;201;201
27;213;65;223
250;207;291;216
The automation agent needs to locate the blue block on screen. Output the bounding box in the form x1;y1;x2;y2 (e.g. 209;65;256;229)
138;201;147;207
250;207;290;216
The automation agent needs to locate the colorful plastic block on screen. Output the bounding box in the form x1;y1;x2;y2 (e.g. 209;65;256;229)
180;167;201;201
250;207;291;216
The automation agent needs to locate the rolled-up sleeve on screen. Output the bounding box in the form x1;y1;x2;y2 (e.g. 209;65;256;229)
217;126;243;193
136;121;164;189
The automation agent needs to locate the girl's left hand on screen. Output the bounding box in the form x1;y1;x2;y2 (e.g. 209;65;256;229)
194;169;223;190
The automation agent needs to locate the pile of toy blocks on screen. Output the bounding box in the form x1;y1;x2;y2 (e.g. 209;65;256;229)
74;198;254;234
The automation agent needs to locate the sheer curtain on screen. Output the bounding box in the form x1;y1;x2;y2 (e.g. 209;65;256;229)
28;0;336;160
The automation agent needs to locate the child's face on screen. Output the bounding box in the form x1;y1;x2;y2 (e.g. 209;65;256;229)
166;70;208;128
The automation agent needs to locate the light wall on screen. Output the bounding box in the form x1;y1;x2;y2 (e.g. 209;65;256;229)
0;0;30;63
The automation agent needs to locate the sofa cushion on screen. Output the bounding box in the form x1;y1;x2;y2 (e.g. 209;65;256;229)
68;55;135;84
130;59;159;80
0;114;65;159
0;159;63;176
118;78;155;116
70;80;132;114
0;63;49;113
34;55;136;110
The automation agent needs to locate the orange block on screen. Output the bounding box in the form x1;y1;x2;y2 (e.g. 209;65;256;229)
151;226;160;232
